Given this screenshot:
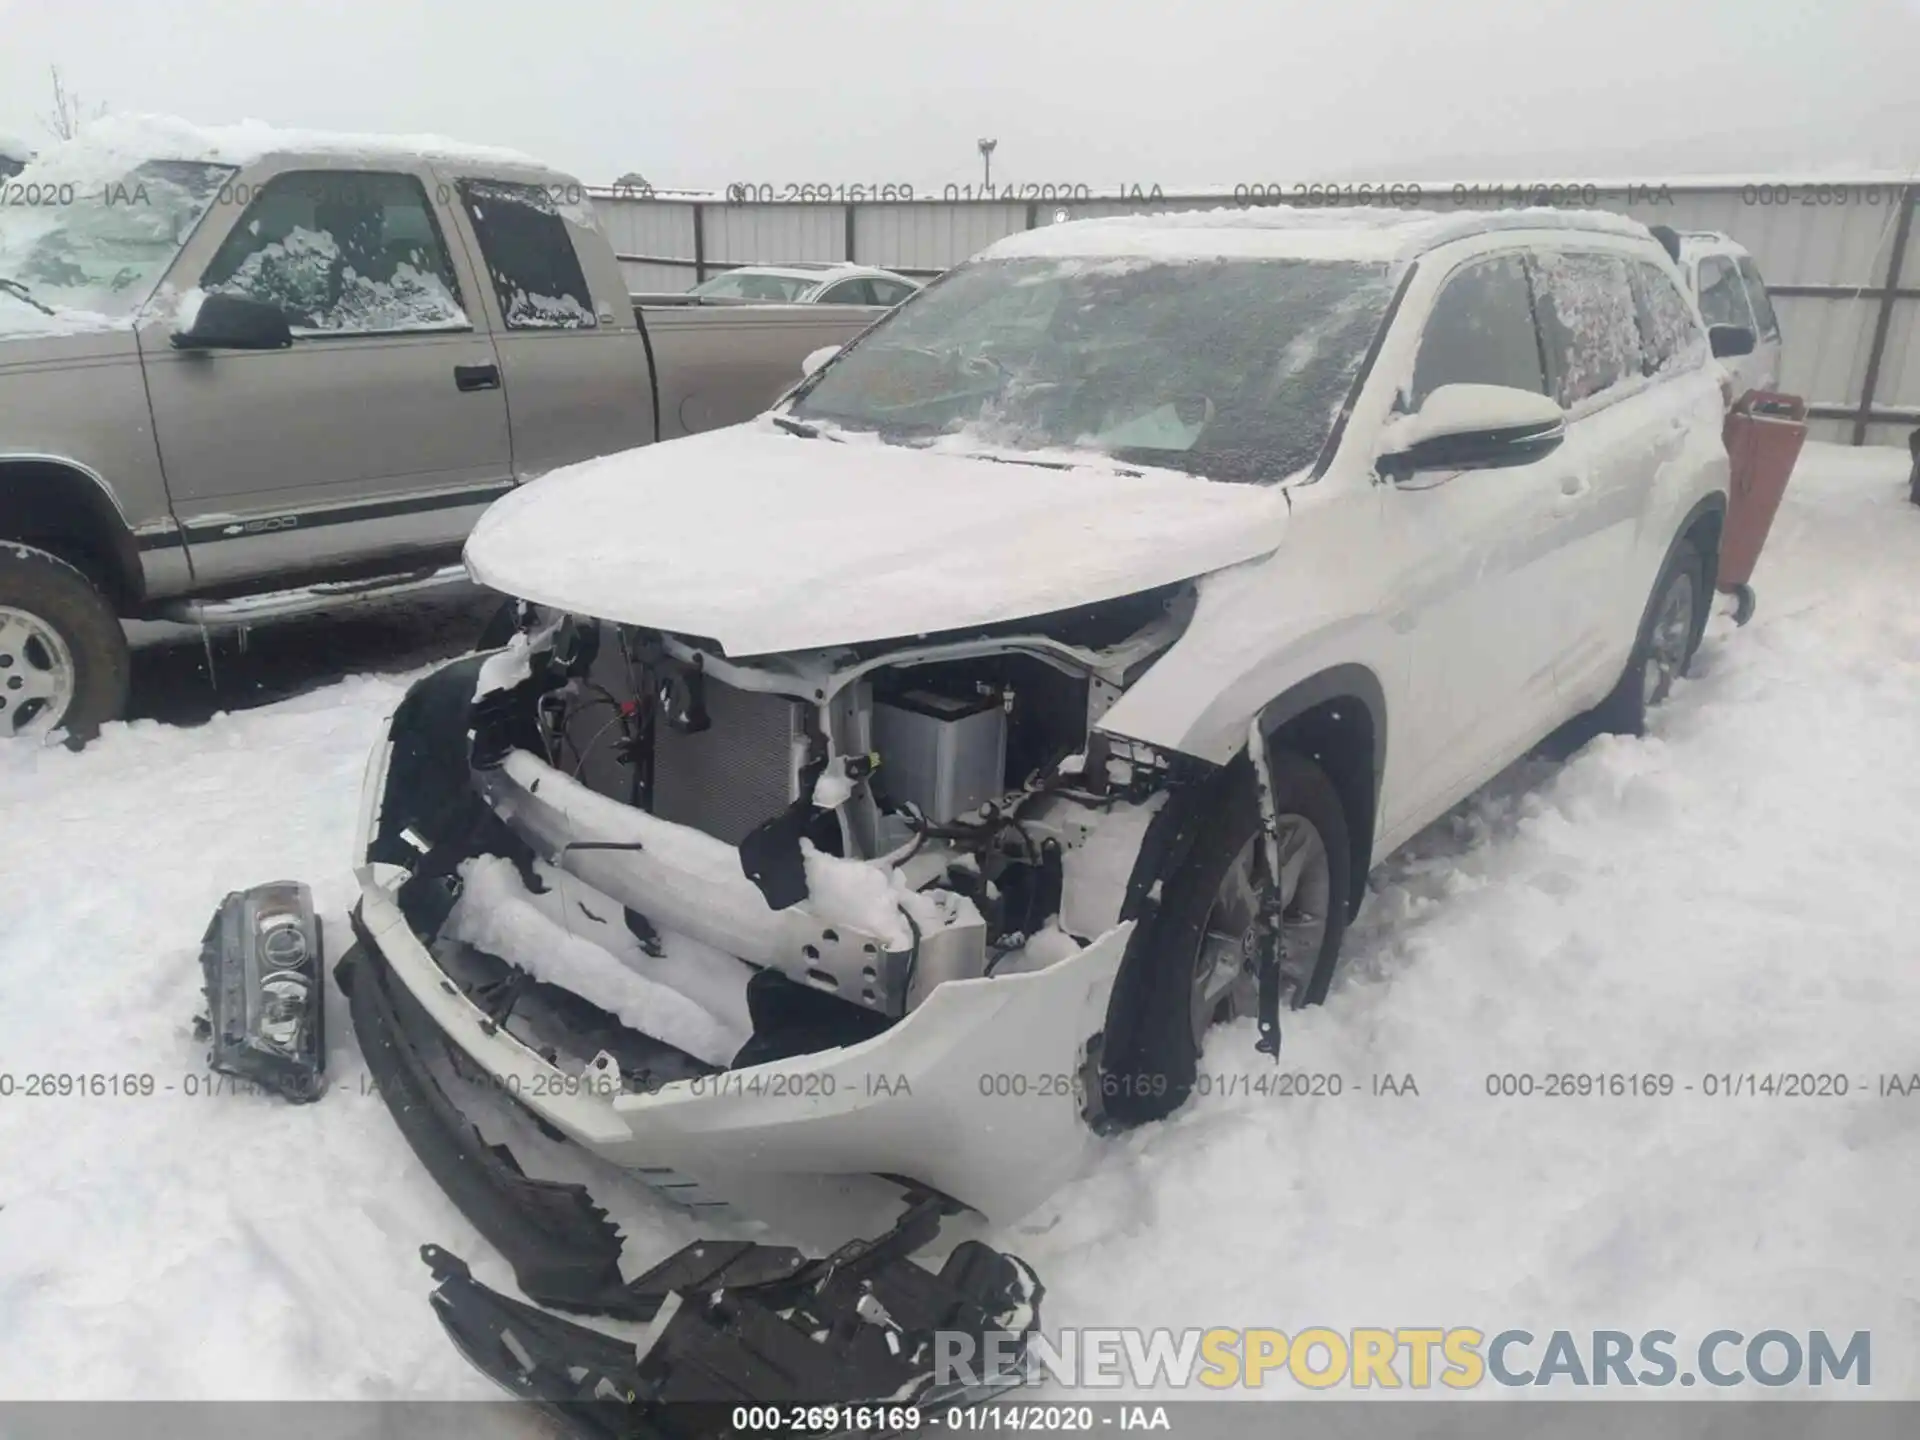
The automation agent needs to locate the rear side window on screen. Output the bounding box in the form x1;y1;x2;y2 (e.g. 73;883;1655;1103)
1409;254;1547;406
1736;256;1781;341
818;278;878;304
1695;254;1753;331
1530;251;1644;407
870;279;916;306
455;179;597;329
1629;261;1708;376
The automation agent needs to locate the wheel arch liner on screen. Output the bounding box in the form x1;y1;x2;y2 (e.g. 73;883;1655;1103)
1256;661;1386;917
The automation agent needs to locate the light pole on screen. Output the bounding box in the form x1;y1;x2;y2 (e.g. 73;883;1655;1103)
977;137;997;191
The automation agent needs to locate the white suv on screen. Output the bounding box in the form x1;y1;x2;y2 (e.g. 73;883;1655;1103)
345;205;1735;1254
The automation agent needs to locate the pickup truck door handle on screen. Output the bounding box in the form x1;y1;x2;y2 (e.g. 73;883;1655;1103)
455;364;501;393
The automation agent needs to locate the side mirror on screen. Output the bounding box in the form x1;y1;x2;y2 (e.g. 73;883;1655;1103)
171;292;294;352
1377;383;1566;481
1708;324;1756;359
801;344;841;378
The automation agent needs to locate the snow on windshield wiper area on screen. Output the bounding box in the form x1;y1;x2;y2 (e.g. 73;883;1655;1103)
0;276;54;316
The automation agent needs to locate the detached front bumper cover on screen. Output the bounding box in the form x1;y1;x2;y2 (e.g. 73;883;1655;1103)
424;1207;1040;1436
338;931;1044;1430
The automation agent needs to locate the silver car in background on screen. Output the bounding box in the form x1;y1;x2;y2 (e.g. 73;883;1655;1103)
687;262;920;306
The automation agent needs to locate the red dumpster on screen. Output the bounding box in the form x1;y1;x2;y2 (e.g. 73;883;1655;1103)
1718;391;1807;625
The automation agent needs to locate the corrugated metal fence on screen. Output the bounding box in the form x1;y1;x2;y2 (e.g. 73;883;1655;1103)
593;178;1920;446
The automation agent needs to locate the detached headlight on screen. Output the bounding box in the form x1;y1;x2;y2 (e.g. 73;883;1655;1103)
196;882;326;1102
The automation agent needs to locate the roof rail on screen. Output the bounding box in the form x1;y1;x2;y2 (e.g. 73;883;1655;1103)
1401;207;1656;259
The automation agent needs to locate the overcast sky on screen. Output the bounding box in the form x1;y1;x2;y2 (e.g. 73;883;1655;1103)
3;0;1918;185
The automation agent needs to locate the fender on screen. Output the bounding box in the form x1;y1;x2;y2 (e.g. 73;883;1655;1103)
1107;662;1388;940
1255;663;1385;921
1254;662;1388;794
0;455;147;606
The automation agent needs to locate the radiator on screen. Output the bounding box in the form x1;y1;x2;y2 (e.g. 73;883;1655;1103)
650;679;805;845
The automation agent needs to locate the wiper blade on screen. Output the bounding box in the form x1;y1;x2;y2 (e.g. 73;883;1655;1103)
0;277;55;317
771;414;844;441
905;440;1142;477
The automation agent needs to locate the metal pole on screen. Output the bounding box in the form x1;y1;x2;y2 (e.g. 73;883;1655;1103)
1852;182;1917;445
692;201;707;285
844;202;856;264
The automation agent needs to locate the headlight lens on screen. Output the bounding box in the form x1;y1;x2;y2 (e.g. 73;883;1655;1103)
197;882;326;1102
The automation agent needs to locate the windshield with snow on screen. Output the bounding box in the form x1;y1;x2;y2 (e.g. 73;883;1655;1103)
0;159;232;322
789;255;1398;483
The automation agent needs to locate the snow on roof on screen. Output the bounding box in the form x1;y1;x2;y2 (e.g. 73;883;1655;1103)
706;264;846;281
0;132;31;161
1678;231;1750;260
12;112;544;179
982;204;1658;265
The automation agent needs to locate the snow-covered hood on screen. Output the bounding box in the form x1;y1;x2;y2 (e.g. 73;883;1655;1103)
464;420;1292;655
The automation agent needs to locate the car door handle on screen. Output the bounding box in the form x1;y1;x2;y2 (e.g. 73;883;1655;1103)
455;364;500;392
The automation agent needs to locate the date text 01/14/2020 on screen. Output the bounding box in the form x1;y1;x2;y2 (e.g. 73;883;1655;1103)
1484;1072;1920;1098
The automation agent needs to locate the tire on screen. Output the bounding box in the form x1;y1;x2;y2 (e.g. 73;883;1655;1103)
1099;751;1352;1126
1586;538;1705;738
0;543;130;742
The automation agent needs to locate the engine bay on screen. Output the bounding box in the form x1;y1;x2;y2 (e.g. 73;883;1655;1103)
369;584;1199;1094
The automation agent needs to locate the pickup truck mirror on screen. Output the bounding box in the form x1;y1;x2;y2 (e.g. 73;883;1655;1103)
801;344;842;378
1708;323;1756;359
172;292;295;352
1377;383;1567;481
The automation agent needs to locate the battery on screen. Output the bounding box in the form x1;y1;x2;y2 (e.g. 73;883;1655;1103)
871;687;1009;824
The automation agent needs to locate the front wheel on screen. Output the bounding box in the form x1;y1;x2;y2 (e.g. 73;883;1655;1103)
1099;751;1352;1126
0;544;130;741
1586;539;1705;738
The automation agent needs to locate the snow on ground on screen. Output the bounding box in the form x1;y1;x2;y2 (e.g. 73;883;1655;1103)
1;443;1917;1401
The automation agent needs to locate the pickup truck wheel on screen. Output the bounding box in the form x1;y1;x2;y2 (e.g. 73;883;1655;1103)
0;544;130;741
1587;539;1704;738
1100;751;1351;1127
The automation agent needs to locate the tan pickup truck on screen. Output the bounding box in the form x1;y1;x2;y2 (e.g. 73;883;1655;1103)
0;118;878;738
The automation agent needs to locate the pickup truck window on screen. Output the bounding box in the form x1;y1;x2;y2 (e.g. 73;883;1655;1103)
199;170;468;335
0;159;230;321
455;180;597;329
789;256;1396;485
